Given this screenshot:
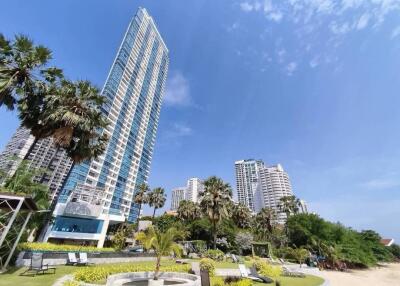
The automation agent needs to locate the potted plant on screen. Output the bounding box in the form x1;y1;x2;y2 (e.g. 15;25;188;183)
139;226;184;286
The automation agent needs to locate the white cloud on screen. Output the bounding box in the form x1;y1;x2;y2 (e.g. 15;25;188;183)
309;56;320;68
240;2;255;12
356;13;370;30
164;123;192;139
361;178;400;190
330;21;351;34
286;61;298;75
164;71;191;106
391;25;400;38
268;11;283;22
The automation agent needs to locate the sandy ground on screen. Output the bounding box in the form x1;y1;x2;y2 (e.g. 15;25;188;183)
322;263;400;286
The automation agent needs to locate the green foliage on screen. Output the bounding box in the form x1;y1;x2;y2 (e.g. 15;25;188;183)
286;213;395;267
210;276;225;286
148;187;166;218
211;277;252;286
231;203;252;228
290;248;309;265
199;258;216;276
74;263;190;283
192;240;207;253
235;232;253;255
153;214;182;233
19;242;114;252
62;280;80;286
253;260;282;279
389;244;400;259
177;200;201;222
205;249;225;261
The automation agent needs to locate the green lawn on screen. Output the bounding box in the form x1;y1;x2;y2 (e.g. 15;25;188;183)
0;265;76;286
0;261;324;286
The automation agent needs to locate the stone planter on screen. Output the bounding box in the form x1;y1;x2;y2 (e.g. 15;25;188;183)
148;279;164;286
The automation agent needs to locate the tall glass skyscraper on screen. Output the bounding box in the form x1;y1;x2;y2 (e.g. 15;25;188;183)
44;7;169;247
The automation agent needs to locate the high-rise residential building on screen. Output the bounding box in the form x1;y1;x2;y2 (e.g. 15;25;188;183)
186;177;203;203
171;187;186;210
0;126;73;204
0;127;35;180
258;164;294;223
235;159;265;212
299;200;308;214
43;7;169;247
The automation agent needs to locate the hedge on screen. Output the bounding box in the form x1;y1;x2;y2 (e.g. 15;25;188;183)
74;263;191;283
18;242;115;253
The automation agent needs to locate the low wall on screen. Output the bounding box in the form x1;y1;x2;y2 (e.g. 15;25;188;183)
106;272;201;286
16;251;156;267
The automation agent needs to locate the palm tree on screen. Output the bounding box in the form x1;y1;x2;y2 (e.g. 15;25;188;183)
278;195;301;219
0;34;53;110
0;34;108;163
177;200;200;222
133;183;149;230
199;176;232;249
253;207;277;241
139;226;184;281
148;188;166;219
232;203;252;228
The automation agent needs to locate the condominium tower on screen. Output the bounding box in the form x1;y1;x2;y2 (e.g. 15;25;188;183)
235;159;265;212
235;159;295;223
258;164;293;223
43;7;169;247
171;187;186;210
0;126;73;204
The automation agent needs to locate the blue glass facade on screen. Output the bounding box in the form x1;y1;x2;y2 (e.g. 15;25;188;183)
55;7;169;225
52;216;103;234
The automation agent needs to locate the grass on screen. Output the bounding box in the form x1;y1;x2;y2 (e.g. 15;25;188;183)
0;266;76;286
0;260;324;286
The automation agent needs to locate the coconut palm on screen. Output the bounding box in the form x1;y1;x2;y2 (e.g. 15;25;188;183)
199;176;232;249
0;34;108;163
139;226;184;281
148;187;166;219
134;183;150;230
0;34;54;110
177;200;201;222
253;207;277;241
232;203;252;228
278;195;301;218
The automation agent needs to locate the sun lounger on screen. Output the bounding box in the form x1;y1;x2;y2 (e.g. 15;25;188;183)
78;252;92;266
249;266;274;283
282;266;306;278
238;264;263;282
22;252;56;276
67;253;78;265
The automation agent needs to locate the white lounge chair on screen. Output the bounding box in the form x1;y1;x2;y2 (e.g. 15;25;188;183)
67;253;78;265
78;252;92;265
238;264;263;282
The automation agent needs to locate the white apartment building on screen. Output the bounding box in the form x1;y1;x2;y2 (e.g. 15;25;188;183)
186;177;203;203
235;159;265;212
258;164;294;224
171;187;186;210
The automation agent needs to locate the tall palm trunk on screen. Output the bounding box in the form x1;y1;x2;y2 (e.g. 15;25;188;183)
152;207;157;220
213;220;217;250
136;204;142;232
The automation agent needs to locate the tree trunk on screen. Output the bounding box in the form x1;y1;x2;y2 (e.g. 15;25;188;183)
152;207;157;220
154;255;161;280
136;204;142;232
213;220;217;250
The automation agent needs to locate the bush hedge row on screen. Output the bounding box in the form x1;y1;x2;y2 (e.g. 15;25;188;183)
18;242;115;253
74;263;191;283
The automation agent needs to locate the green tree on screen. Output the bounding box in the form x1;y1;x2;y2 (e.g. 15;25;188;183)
278;195;301;218
199;176;232;249
291;247;309;267
253;207;277;241
177;200;201;222
133;183;149;230
140;226;184;280
0;34;108;162
148;187;166;219
232;203;252;229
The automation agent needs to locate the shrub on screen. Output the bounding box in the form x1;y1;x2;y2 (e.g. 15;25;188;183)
62;280;80;286
18;242;114;253
253;260;282;279
74;263;191;283
210;276;225;286
205;249;224;261
231;279;252;286
199;258;216;276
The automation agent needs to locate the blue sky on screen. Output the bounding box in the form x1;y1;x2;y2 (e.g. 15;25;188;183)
1;0;400;242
